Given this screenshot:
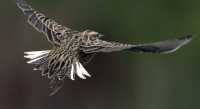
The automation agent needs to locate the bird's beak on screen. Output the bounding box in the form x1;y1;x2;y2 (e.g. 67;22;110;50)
99;34;104;38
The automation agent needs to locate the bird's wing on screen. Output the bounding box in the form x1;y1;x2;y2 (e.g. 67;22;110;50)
16;0;79;46
80;35;192;53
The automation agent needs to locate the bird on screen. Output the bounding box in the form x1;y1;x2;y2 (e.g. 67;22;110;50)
16;0;192;96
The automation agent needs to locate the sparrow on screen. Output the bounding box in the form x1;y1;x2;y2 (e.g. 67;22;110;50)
16;0;192;96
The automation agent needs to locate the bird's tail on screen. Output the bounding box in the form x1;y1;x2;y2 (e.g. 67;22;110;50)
24;50;92;96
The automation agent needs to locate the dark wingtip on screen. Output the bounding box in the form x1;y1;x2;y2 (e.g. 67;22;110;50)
161;34;193;54
16;0;29;8
129;34;194;54
16;0;34;16
177;34;193;46
16;0;26;5
178;34;193;42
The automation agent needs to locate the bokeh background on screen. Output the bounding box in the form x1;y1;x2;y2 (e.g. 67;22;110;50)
0;0;199;109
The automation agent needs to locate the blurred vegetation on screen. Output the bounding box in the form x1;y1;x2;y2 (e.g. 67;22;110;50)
0;0;199;109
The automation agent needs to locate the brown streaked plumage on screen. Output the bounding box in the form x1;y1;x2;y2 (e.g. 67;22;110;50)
16;0;192;96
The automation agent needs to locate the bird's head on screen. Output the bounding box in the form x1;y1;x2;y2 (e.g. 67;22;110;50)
82;30;104;41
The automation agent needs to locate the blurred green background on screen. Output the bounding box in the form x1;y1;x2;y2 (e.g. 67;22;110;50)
0;0;199;109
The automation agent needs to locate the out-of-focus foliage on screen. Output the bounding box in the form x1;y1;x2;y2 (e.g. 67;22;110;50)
0;0;199;109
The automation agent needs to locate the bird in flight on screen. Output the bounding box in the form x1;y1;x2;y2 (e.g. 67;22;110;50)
16;0;192;96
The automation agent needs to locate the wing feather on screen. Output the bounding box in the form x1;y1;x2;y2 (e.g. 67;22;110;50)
80;35;192;53
16;0;78;45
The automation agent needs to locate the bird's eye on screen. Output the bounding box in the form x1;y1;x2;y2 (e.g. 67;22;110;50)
56;33;64;40
56;32;61;36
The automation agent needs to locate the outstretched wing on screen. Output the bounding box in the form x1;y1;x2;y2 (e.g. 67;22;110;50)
80;35;192;53
16;0;79;46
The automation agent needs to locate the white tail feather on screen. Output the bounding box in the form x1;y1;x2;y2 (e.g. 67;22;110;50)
76;62;86;79
70;64;75;80
78;62;91;77
24;50;50;55
27;56;44;64
24;50;50;64
70;62;91;80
